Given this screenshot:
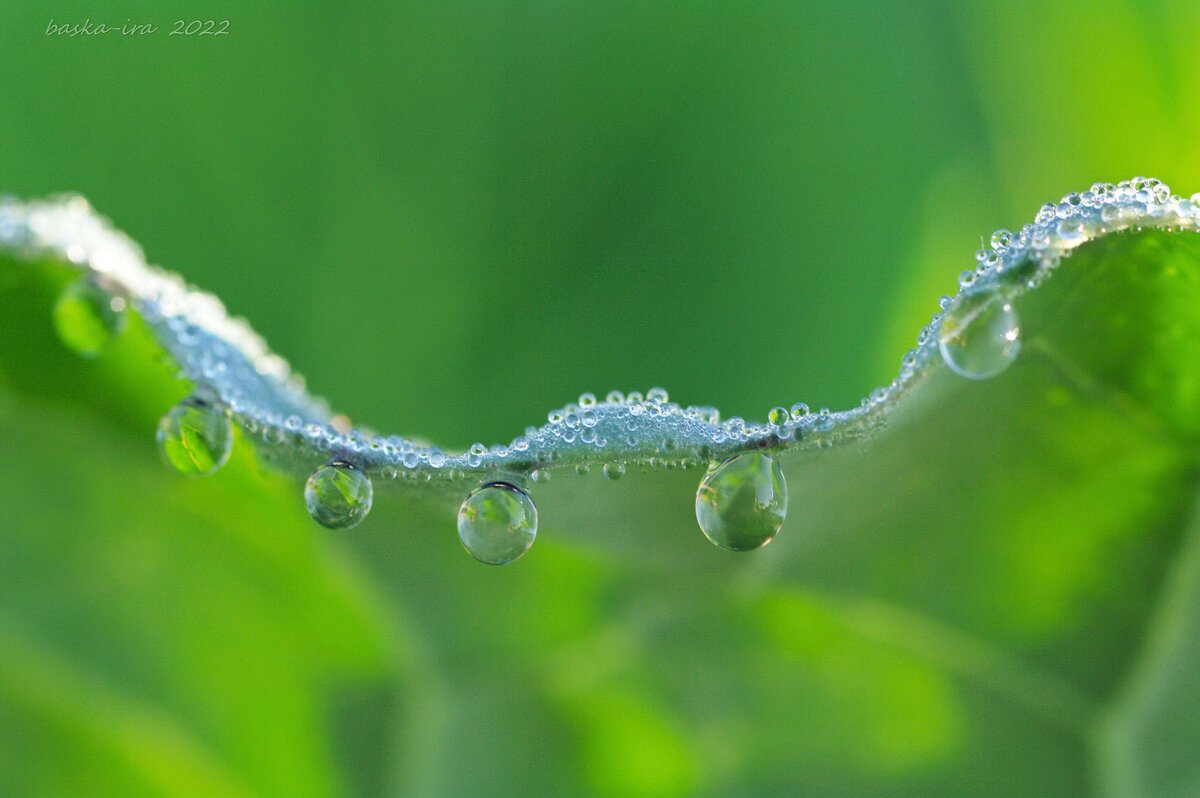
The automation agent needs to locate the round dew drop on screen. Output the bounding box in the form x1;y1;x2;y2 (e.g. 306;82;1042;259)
603;462;626;480
305;461;373;529
938;291;1021;380
457;481;538;565
695;453;787;552
156;397;233;477
53;278;127;357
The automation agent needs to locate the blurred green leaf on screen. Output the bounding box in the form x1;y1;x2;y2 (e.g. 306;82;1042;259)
4;227;1200;797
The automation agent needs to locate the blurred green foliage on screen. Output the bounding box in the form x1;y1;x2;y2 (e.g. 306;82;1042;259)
3;1;1200;796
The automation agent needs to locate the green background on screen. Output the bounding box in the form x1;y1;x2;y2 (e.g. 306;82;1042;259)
2;1;1200;796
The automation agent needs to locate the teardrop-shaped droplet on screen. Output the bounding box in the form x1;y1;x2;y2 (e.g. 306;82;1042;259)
53;278;127;357
695;453;787;551
938;291;1021;380
156;397;233;476
457;481;538;565
305;461;372;529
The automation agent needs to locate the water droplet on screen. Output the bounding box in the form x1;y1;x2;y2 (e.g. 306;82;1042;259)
695;453;787;552
603;462;626;480
646;387;669;404
156;397;233;476
53;278;127;357
457;481;538;565
768;406;789;427
305;461;372;529
1056;218;1087;247
938;291;1021;380
790;402;810;421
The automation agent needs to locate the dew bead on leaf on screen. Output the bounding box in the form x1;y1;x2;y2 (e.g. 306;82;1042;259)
4;177;1198;558
457;481;538;565
695;453;787;551
305;461;373;530
937;290;1021;380
156;396;234;477
53;276;126;357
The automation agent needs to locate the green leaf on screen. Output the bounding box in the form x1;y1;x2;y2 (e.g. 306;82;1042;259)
2;230;1200;797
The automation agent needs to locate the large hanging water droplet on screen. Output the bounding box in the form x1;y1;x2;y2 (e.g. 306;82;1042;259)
156;397;233;476
53;278;127;357
694;453;787;551
305;461;373;529
938;291;1021;380
457;481;538;565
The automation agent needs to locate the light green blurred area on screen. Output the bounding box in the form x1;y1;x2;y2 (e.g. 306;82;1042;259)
3;2;1200;797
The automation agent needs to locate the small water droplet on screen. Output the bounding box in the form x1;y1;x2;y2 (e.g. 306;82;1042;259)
156;397;233;476
53;278;127;357
790;402;810;421
305;461;372;529
695;453;787;552
457;481;538;565
603;462;626;480
646;387;669;404
938;291;1021;380
768;406;789;427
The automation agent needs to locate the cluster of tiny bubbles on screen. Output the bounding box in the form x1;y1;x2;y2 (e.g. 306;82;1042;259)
52;276;127;357
156;396;234;477
457;480;538;565
695;452;788;551
305;460;373;530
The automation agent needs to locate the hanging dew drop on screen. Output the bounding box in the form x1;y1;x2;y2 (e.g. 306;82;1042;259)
938;290;1021;380
695;453;787;551
603;462;626;480
457;481;538;565
156;397;233;477
305;461;372;529
53;277;127;357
